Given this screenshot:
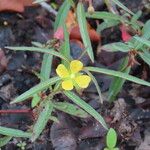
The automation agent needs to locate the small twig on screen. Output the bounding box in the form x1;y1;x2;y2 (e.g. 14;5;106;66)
40;2;57;16
0;109;31;114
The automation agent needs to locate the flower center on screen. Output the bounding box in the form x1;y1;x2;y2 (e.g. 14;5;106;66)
70;73;75;79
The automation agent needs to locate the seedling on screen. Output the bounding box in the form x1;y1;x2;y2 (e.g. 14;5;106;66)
104;128;119;150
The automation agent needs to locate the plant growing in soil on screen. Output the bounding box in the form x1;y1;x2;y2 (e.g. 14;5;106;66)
0;0;150;148
104;128;118;150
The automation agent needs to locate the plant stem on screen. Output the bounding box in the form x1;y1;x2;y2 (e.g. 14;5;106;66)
0;109;31;114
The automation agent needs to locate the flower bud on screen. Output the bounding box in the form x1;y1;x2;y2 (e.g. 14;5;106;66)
88;5;95;15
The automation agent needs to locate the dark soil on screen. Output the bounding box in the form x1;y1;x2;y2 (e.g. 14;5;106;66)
0;1;150;150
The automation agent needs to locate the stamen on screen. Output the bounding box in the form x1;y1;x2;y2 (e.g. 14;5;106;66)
70;73;75;79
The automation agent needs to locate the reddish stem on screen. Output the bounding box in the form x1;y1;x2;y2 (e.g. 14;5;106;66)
0;109;31;114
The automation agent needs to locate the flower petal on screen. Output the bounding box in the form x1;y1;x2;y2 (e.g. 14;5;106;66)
62;80;74;90
75;75;91;88
70;60;83;73
56;64;69;78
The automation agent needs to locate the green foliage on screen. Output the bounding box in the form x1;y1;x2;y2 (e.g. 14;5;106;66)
84;69;103;103
17;141;27;150
31;94;41;108
0;136;12;148
54;0;72;31
31;101;53;141
112;0;134;15
64;91;108;130
104;128;119;150
86;67;150;87
108;57;131;101
86;11;123;21
2;0;150;143
53;102;89;118
61;24;71;65
100;19;150;101
6;46;69;62
11;76;60;104
77;2;94;62
0;126;31;137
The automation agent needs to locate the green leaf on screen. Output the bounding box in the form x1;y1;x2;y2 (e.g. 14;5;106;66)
77;2;94;62
40;53;53;81
31;41;43;47
97;20;120;32
31;101;53;141
86;66;150;87
0;136;12;147
54;0;71;31
101;42;131;52
61;24;71;65
142;20;150;39
86;11;123;21
0;126;31;138
11;77;60;104
64;91;108;130
108;57;131;101
106;128;117;148
84;69;103;103
139;50;150;66
33;0;47;3
134;36;150;47
49;116;59;123
6;47;69;62
31;94;41;108
53;102;89;118
112;0;134;15
131;10;142;23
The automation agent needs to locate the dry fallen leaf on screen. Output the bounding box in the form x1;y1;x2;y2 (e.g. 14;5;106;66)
0;49;8;74
66;10;100;43
70;25;100;42
0;0;34;13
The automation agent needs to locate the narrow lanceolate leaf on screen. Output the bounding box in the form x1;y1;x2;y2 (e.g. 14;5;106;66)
6;47;69;62
33;0;47;4
31;94;41;108
101;42;131;52
84;69;103;103
97;20;120;32
0;126;31;138
112;0;134;15
31;41;43;47
40;53;53;81
86;67;150;87
106;128;117;148
86;11;123;21
11;77;60;104
61;24;71;65
0;136;12;147
134;36;150;47
139;50;150;66
64;91;108;130
54;0;71;31
108;57;131;101
77;2;94;62
142;20;150;39
31;101;53;141
53;102;89;118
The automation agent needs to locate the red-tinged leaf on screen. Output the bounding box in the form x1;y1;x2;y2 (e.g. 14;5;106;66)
0;0;34;13
54;27;64;40
70;25;100;42
0;49;8;74
120;24;132;42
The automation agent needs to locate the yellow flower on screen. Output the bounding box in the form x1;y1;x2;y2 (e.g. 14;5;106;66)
56;60;91;90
